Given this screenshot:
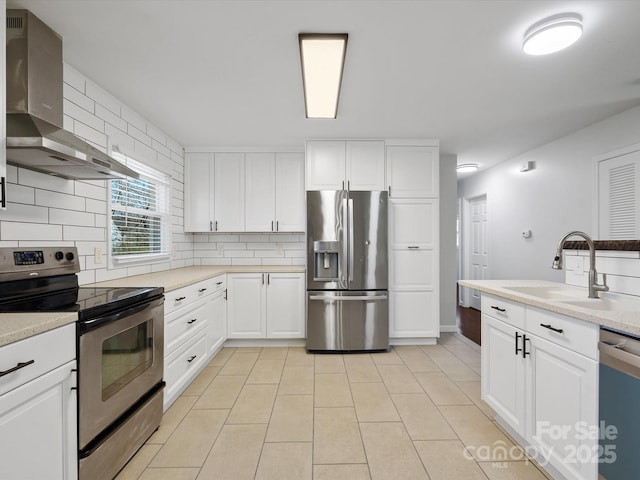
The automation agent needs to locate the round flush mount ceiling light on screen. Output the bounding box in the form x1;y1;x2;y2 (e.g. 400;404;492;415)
523;13;583;55
456;163;479;174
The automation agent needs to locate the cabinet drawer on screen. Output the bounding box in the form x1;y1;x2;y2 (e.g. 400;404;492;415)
0;324;75;397
164;276;227;315
165;301;207;354
165;331;207;391
526;307;599;360
481;294;525;329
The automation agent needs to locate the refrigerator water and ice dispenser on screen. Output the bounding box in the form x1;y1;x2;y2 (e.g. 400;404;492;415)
313;241;339;281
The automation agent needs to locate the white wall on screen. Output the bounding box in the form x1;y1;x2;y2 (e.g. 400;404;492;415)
440;154;457;330
458;104;640;283
193;233;305;266
0;64;193;285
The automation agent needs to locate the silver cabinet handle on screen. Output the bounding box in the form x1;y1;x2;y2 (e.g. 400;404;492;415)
262;273;264;285
210;220;213;231
276;220;279;231
389;185;392;197
215;220;218;231
347;180;350;190
408;246;419;249
267;273;270;285
271;220;274;231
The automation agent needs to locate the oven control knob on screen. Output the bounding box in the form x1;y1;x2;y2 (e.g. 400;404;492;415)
66;252;75;261
55;251;64;261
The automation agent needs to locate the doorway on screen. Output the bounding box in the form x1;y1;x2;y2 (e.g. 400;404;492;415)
461;194;488;310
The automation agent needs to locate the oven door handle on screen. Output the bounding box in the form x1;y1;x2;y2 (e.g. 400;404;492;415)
79;296;164;334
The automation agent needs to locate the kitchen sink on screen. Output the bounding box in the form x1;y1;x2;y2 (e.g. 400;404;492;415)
504;285;586;300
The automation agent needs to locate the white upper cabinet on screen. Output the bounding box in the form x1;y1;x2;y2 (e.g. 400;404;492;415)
306;140;346;190
184;152;244;233
386;145;438;198
214;153;245;232
184;153;216;232
186;150;304;233
306;140;385;191
346;141;386;190
245;153;276;232
275;152;305;232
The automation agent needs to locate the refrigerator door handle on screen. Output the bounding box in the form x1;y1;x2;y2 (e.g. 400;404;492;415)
348;198;354;283
341;197;348;286
308;295;388;301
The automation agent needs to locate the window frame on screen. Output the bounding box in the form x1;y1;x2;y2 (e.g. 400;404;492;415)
108;153;172;268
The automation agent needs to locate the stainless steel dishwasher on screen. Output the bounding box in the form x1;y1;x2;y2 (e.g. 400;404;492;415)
598;328;640;480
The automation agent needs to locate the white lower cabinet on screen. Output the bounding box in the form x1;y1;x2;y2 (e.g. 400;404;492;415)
0;324;77;480
227;272;305;339
163;275;227;410
481;294;598;480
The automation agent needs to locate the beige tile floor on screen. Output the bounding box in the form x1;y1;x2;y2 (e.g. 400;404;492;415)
116;333;551;480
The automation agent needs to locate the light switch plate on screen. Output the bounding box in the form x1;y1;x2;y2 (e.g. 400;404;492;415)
94;247;103;264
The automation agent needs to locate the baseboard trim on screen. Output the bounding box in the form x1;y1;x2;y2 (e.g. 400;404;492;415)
440;325;457;333
390;338;437;346
224;339;306;348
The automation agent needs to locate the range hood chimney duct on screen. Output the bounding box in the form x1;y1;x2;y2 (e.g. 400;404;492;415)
5;9;139;180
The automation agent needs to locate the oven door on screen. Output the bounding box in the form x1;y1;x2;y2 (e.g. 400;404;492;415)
78;296;164;450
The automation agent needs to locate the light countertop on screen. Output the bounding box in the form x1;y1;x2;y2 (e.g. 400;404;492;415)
459;279;640;336
0;265;305;348
90;265;306;292
0;312;78;348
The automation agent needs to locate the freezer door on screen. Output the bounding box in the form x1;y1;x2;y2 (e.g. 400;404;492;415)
347;191;388;290
306;190;348;290
306;291;389;351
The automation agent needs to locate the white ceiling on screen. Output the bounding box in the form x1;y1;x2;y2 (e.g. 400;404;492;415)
7;0;640;173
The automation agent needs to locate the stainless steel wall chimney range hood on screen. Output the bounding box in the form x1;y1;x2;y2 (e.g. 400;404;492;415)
6;10;139;180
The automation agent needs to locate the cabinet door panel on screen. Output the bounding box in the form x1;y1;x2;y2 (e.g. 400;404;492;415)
185;153;215;232
245;153;276;232
275;153;305;232
207;289;227;355
266;273;305;338
481;315;525;436
0;362;76;480
227;274;266;338
346;140;385;191
390;249;434;289
526;335;597;480
306;140;345;190
389;291;438;337
389;199;437;247
386;145;438;198
214;153;245;232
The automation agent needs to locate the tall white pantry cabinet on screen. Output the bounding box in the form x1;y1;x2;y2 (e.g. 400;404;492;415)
305;140;440;342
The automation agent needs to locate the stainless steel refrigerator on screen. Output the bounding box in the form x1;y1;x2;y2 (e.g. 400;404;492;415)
306;190;388;351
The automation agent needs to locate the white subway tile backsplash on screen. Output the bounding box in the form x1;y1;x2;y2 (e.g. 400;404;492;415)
63;226;105;242
85;198;107;214
200;258;232;266
0;203;48;223
121;106;147;132
50;209;95;227
96;104;127;131
128;124;152;147
133;140;158;165
86;81;121;115
1;222;62;241
64;114;74;131
36;189;84;210
146;124;166;145
63;63;86;92
105;123;135;155
75;241;107;256
73;120;107;148
152;140;171;159
77;270;96;285
19;168;75;194
224;250;253;258
6;165;18;184
232;258;261;266
7;184;35;205
95;214;107;229
18;240;75;248
74;181;107;201
64;99;104;131
63;83;94;112
167;138;184;157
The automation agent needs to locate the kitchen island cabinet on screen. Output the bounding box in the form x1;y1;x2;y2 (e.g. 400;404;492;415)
461;282;606;480
0;324;77;480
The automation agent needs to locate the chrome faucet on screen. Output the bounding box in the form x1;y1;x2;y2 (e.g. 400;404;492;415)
552;231;608;298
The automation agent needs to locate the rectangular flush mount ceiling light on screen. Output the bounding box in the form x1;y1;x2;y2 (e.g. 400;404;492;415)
299;33;348;118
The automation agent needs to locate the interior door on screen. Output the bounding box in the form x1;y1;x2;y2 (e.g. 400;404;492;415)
468;195;488;310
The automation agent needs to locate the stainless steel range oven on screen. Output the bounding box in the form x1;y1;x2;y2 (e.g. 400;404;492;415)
0;247;164;480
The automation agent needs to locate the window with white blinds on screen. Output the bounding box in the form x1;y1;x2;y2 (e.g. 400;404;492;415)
109;154;171;263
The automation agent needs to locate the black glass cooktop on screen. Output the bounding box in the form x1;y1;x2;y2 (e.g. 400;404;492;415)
0;280;163;321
